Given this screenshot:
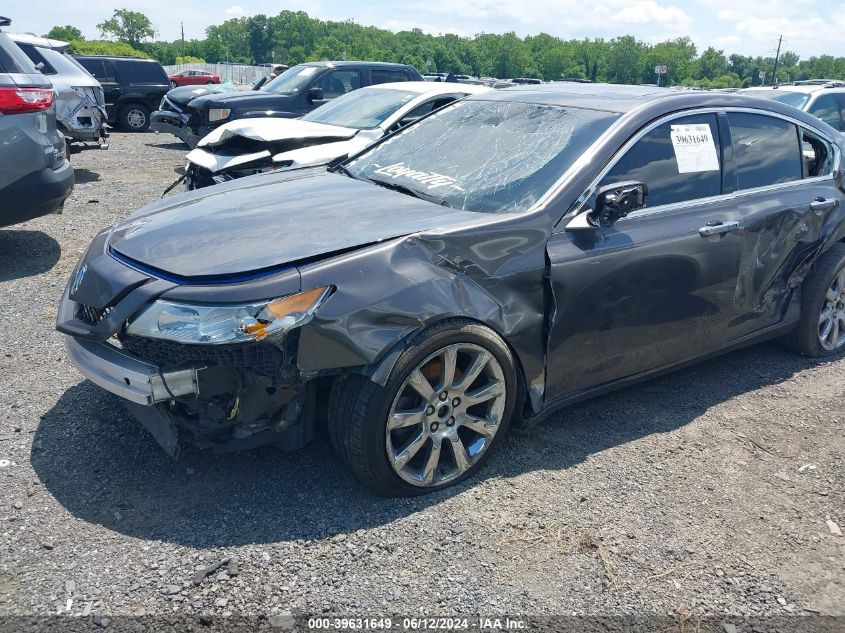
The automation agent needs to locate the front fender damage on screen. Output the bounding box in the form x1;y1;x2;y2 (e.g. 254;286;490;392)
296;229;549;415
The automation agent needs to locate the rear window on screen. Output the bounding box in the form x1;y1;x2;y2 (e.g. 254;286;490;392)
15;42;57;75
371;69;409;85
0;34;40;74
807;94;842;129
113;59;167;84
745;89;810;109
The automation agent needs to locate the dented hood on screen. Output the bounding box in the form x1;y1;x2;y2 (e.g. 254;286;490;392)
108;170;483;279
197;117;358;148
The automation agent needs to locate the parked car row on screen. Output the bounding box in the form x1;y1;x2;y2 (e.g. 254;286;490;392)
183;81;489;188
151;60;424;147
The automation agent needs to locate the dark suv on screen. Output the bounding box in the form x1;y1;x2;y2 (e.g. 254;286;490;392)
180;61;423;140
73;55;169;131
0;16;74;227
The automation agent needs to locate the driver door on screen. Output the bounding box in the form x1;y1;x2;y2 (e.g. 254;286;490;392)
544;111;747;400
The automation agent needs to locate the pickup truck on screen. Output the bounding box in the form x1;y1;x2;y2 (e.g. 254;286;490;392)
150;60;423;147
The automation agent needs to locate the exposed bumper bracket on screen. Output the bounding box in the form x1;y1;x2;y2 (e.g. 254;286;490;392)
64;335;201;405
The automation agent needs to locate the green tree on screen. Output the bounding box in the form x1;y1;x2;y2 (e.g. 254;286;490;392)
69;39;147;58
45;25;83;41
97;9;156;48
696;47;729;80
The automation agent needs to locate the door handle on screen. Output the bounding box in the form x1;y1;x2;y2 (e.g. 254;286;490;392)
699;221;740;237
810;198;837;213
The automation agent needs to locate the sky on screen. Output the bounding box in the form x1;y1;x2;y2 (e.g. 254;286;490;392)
11;0;845;59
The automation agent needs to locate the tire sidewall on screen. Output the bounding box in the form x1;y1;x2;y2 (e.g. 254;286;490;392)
805;247;845;357
361;322;518;496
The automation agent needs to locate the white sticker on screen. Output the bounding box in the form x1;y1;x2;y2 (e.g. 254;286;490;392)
670;123;719;173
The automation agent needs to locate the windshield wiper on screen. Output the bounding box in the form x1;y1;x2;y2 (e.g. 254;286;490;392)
367;178;451;207
329;160;357;180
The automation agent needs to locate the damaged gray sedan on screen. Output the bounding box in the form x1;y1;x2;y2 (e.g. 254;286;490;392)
58;85;845;496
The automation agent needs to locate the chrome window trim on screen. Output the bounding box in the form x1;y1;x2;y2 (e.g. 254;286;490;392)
556;105;840;222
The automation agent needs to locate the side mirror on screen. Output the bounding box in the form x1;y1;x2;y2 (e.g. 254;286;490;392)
306;87;324;102
566;181;647;231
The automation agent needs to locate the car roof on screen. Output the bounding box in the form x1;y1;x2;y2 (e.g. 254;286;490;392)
360;81;489;96
300;60;414;69
73;54;157;62
743;85;845;95
465;82;841;130
7;32;68;51
469;82;677;112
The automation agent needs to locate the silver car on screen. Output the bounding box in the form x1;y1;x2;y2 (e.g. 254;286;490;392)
10;32;108;148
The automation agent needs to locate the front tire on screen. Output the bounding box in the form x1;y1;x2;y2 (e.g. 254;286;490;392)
119;104;150;132
780;243;845;357
328;320;518;496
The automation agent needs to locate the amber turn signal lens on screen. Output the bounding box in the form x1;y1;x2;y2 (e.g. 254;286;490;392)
265;287;328;319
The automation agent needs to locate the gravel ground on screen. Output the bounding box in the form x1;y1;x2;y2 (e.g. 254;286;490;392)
0;132;843;630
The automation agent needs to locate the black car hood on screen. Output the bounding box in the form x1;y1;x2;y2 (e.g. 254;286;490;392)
189;90;297;112
168;84;238;107
108;170;483;280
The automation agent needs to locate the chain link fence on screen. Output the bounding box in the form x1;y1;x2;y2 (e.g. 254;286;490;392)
163;62;272;86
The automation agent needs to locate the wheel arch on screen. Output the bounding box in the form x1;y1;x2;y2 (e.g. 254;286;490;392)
357;315;532;421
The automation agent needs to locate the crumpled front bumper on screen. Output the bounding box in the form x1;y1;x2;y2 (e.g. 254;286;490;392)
64;335;200;405
151;110;201;148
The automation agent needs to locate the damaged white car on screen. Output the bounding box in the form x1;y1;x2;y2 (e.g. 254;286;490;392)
10;33;108;149
183;81;488;189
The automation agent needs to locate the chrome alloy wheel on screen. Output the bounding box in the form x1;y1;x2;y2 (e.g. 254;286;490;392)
385;343;507;487
819;268;845;351
126;108;147;129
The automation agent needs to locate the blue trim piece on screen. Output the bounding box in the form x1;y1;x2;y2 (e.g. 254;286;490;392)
108;247;295;285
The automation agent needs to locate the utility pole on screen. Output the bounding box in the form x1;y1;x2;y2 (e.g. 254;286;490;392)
180;21;185;59
771;34;782;85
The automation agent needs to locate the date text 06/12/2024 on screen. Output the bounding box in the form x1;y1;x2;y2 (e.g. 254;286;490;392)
306;618;528;630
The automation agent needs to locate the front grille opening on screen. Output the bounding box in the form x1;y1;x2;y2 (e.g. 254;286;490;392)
75;303;113;325
118;331;299;379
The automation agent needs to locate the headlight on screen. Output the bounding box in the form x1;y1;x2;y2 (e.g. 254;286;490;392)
125;287;331;344
208;108;231;122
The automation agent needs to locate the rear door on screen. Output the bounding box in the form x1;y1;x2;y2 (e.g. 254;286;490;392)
722;111;841;341
545;111;748;400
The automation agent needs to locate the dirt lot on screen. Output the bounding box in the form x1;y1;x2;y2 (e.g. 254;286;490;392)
0;132;843;630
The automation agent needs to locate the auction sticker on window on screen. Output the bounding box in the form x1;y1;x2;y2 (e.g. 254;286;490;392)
670;123;719;173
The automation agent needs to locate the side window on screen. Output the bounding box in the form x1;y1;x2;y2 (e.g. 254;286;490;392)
807;94;841;129
78;59;116;82
315;70;360;99
0;36;39;74
600;113;722;208
371;69;409;85
16;43;57;75
114;60;166;84
800;128;835;178
728;112;802;190
838;94;845;131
